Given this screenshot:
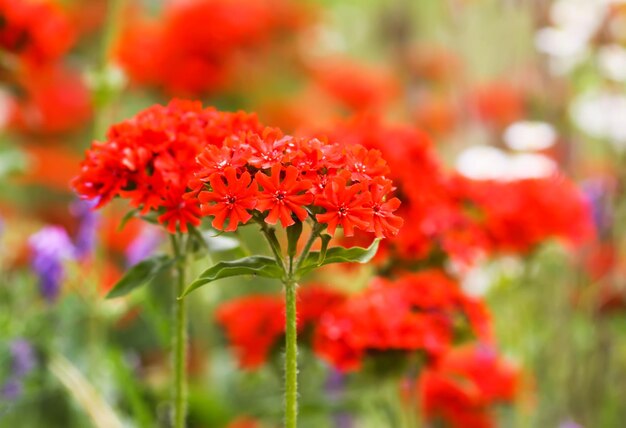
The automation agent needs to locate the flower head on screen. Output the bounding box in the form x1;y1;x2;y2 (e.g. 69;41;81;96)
199;167;258;232
256;164;314;227
315;177;372;237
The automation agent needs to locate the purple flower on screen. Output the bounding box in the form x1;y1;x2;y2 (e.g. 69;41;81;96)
28;226;75;302
1;379;22;400
10;340;35;377
70;199;100;260
326;369;353;428
559;420;583;428
125;225;162;266
580;178;612;237
1;339;35;401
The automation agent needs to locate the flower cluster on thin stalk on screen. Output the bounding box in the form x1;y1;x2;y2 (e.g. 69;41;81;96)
71;99;403;428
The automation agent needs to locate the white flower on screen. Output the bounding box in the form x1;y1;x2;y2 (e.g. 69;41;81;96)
504;121;557;151
571;91;626;148
456;146;557;181
598;44;626;81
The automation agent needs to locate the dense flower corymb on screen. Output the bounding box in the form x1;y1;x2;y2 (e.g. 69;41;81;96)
190;129;402;238
73;100;402;239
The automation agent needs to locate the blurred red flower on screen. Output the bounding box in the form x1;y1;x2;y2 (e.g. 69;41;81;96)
314;271;492;372
0;0;75;67
116;0;306;96
216;286;346;369
419;344;520;428
455;175;595;253
310;58;399;113
11;65;92;134
468;81;525;129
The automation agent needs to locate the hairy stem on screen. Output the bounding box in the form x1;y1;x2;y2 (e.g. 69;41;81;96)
284;278;298;428
170;234;188;428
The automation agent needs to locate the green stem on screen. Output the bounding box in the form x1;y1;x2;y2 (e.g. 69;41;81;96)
92;0;124;140
294;223;322;272
256;218;285;268
170;234;188;428
284;278;298;428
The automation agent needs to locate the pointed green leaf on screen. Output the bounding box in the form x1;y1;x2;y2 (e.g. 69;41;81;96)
106;255;173;299
286;221;303;258
297;239;380;276
318;233;332;263
180;256;283;298
118;208;139;231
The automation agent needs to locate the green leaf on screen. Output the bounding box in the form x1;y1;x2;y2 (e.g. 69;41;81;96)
297;239;380;276
118;208;139;231
318;234;332;263
187;225;245;257
286;221;303;258
180;256;283;298
106;255;173;299
205;234;242;253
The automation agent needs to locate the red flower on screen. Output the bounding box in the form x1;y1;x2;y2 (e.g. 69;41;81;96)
311;58;398;112
469;81;525;128
116;0;307;96
158;187;202;234
199;167;258;232
75;101;401;239
316;177;373;237
246;127;289;169
344;145;389;182
195;140;249;178
314;271;492;372
0;0;75;66
327;115;492;265
419;345;520;428
367;178;403;238
216;285;346;369
73;100;261;233
456;175;595;254
216;295;285;369
255;164;314;227
10;65;92;134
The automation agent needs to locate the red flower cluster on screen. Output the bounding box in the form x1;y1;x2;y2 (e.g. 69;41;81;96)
215;286;346;369
73;100;401;237
0;0;75;67
189;127;403;237
10;65;92;135
72;100;262;232
328;115;488;263
313;271;492;372
418;345;520;428
116;0;306;96
310;58;399;113
455;175;595;254
328;115;594;265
